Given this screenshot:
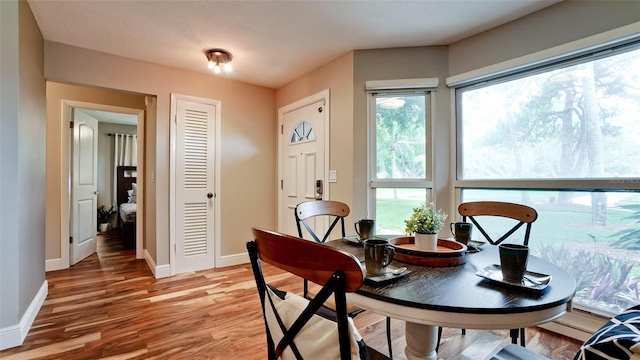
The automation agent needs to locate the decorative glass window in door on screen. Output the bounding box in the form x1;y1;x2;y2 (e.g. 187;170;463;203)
291;121;315;143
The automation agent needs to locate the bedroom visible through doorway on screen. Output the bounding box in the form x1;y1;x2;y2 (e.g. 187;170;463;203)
69;107;141;265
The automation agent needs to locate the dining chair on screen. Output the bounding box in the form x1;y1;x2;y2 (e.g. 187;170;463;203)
439;201;539;347
295;200;350;244
247;227;391;360
295;200;394;358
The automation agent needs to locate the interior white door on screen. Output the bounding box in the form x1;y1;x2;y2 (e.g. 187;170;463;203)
175;99;216;273
71;110;99;265
281;100;325;238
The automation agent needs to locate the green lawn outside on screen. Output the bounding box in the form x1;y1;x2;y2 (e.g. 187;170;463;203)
374;188;640;314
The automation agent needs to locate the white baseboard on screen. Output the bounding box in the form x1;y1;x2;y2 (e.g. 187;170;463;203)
0;280;48;351
155;264;171;278
45;258;64;272
216;252;249;268
538;321;591;343
144;249;170;279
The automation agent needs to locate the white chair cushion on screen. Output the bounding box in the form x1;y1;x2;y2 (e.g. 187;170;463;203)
264;286;364;360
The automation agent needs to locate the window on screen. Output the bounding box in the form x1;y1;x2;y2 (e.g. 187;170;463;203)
368;90;433;234
290;121;315;143
456;44;640;315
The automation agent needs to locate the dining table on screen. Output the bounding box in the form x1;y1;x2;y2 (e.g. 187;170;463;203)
327;237;576;360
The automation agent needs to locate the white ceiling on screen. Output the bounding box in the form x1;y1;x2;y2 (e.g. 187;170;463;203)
28;0;562;89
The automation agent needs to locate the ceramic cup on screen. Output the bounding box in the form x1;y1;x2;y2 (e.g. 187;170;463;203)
355;219;375;241
450;222;473;245
364;239;394;276
499;243;529;283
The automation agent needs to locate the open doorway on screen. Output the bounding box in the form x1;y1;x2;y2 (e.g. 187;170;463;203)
61;100;145;267
45;81;149;272
70;108;139;264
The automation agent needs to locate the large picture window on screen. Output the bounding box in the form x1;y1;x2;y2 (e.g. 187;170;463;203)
456;44;640;315
369;91;433;234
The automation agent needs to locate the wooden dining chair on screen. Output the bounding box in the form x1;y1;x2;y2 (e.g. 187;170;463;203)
295;200;350;244
295;200;394;358
458;201;538;246
247;228;391;360
439;201;539;347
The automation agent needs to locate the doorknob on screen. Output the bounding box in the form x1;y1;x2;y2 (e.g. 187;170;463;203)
207;192;214;199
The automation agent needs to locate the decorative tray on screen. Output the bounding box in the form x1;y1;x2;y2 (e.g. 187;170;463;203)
388;236;467;266
475;264;551;292
363;264;411;286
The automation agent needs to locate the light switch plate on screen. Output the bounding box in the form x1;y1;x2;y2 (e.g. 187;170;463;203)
329;170;337;183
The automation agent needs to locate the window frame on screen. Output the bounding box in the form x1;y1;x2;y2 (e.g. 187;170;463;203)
450;35;640;334
454;40;640;191
367;87;436;223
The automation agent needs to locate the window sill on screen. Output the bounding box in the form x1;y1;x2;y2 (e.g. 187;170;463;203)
538;309;608;342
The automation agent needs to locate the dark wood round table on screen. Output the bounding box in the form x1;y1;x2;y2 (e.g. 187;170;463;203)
328;240;576;360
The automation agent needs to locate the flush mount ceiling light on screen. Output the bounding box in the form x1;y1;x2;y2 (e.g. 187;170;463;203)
377;97;406;109
205;48;233;74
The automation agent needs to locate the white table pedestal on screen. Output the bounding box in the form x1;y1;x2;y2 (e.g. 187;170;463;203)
404;322;438;360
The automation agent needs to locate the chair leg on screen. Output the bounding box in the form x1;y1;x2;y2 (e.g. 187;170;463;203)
519;328;525;346
461;328;466;335
509;329;519;344
386;317;393;358
436;326;442;352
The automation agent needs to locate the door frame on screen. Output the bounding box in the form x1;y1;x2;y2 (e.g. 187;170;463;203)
169;93;221;275
60;100;145;269
277;89;330;233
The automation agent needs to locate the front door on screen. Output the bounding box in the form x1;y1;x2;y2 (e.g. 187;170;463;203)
71;109;99;265
175;97;217;274
279;96;327;238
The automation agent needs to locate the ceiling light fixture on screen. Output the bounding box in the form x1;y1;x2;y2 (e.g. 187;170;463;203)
378;97;406;109
205;48;233;74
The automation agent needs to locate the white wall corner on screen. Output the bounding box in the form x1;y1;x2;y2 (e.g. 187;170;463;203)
45;258;64;272
144;249;170;279
0;280;48;351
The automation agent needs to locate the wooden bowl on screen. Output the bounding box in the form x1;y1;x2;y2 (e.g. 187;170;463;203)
388;236;467;266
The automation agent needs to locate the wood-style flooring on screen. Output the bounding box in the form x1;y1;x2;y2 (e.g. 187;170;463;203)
1;230;582;359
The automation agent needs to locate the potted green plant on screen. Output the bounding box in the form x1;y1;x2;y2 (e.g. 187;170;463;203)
404;202;447;251
97;205;116;232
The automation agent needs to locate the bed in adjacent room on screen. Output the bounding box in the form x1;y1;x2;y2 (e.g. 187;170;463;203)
117;165;137;249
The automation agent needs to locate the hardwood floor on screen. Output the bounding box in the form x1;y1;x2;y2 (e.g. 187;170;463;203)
1;230;581;359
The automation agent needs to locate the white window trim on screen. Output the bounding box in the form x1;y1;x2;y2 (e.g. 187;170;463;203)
366;78;439;91
366;82;436;221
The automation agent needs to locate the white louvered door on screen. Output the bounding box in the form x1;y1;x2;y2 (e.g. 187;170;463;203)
175;99;216;273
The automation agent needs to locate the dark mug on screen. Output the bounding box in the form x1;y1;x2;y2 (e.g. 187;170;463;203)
450;222;473;245
499;243;529;283
364;239;394;276
355;219;375;241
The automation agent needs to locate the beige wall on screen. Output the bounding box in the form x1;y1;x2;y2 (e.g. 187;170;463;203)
44;43;276;266
45;82;146;262
275;47;453;230
0;0;45;342
276;52;356;229
449;0;640;77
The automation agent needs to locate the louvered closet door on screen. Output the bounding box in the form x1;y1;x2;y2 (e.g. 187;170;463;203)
176;99;216;273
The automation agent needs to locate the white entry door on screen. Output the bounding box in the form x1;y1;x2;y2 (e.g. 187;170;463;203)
71;110;98;265
280;98;326;238
175;98;217;273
